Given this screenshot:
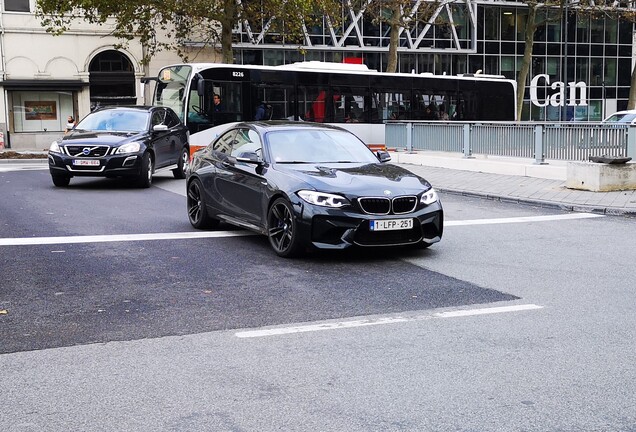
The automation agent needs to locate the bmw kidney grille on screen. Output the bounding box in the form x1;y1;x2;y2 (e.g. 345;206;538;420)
358;196;417;215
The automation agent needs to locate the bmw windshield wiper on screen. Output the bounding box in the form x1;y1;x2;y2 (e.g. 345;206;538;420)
276;161;312;164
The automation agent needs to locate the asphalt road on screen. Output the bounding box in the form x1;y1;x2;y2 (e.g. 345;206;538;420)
1;166;635;431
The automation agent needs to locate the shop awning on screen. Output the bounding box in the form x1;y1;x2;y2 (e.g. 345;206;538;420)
0;79;89;90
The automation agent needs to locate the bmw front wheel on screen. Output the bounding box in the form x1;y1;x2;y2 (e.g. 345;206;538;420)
267;198;302;258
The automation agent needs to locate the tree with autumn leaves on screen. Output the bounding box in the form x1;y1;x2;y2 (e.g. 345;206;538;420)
35;0;343;64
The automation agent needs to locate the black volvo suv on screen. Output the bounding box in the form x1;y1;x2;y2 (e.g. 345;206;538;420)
48;106;189;188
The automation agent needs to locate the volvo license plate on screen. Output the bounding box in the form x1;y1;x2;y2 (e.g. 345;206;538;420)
370;218;414;231
72;159;100;166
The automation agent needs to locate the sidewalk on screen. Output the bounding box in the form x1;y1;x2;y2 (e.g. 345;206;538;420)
391;151;636;217
2;149;635;217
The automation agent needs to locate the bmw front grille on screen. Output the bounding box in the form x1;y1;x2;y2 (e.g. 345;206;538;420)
357;196;418;215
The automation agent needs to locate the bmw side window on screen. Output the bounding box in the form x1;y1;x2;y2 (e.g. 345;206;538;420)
231;128;262;158
213;130;237;154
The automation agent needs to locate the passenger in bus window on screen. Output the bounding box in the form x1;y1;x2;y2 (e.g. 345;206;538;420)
310;91;327;122
213;94;223;112
438;104;449;120
424;103;439;120
254;101;272;120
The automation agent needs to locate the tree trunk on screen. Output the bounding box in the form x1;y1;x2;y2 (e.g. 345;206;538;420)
516;4;538;121
386;23;399;72
220;0;236;64
385;5;401;73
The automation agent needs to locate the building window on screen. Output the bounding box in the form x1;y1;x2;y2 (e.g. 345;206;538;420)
4;0;30;12
89;50;136;107
9;91;74;133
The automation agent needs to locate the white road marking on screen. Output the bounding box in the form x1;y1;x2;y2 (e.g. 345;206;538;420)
0;230;255;246
0;212;602;247
434;303;543;318
445;213;603;226
235;304;543;338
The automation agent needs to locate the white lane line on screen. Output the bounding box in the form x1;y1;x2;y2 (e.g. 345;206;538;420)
0;230;255;246
445;213;604;227
235;304;543;338
0;213;602;247
434;303;543;318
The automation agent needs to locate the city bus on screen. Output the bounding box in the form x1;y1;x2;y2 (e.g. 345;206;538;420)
151;61;517;151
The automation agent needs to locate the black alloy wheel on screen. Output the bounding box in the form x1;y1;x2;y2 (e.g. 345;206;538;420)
173;147;189;179
187;179;219;229
51;173;71;187
137;152;153;188
267;198;302;258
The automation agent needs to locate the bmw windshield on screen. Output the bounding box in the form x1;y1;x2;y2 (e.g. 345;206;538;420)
266;130;379;164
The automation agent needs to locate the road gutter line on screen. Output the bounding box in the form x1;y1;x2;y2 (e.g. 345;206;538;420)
445;213;604;226
234;304;544;338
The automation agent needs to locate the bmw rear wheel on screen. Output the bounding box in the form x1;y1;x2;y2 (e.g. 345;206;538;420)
267;198;302;258
172;147;189;179
187;179;219;229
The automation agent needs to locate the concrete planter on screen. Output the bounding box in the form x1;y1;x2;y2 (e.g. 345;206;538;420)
566;161;636;191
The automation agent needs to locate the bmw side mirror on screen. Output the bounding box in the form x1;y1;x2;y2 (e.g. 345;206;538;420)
236;151;262;164
152;124;168;132
376;150;391;163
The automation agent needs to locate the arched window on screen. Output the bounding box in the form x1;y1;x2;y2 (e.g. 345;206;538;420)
89;50;136;109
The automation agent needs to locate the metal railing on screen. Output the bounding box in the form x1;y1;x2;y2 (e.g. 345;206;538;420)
386;121;636;163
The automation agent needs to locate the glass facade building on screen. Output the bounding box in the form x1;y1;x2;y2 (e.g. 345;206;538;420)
230;1;635;122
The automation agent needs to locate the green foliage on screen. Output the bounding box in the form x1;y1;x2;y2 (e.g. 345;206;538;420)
35;0;342;64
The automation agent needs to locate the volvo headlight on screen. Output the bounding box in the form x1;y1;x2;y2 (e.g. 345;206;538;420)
49;141;63;154
116;142;141;154
420;188;438;205
298;190;349;208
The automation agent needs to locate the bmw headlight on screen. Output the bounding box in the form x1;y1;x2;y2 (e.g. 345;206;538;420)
49;141;63;154
116;142;142;154
298;190;349;208
420;188;438;205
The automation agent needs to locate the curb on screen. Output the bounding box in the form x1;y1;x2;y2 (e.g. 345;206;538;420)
437;187;636;218
0;158;48;164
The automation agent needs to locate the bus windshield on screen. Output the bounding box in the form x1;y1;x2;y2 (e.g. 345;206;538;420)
155;65;191;122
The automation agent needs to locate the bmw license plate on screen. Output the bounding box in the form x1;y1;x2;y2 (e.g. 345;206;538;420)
370;218;414;231
72;159;100;166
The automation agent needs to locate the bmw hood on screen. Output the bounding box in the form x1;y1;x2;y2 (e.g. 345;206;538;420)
278;163;432;196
